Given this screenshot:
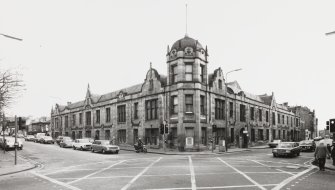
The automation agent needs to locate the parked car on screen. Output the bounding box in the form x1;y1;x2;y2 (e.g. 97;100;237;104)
40;136;55;144
91;140;120;154
59;137;73;148
56;136;70;145
0;137;24;150
25;135;35;141
34;133;46;143
272;142;301;157
72;138;93;150
268;139;281;148
299;140;315;152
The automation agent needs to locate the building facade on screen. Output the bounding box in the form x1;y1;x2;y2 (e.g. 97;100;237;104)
51;35;315;151
289;106;318;140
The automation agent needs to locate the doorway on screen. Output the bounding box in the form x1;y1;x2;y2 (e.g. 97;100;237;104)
239;128;248;148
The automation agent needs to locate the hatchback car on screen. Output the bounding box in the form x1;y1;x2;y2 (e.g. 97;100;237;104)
40;136;54;144
299;140;315;152
59;137;73;148
91;140;120;154
72;138;93;150
272;142;301;157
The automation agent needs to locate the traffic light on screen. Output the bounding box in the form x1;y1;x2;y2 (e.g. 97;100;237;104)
330;119;335;133
160;124;164;135
164;125;169;133
212;125;217;132
327;121;330;130
18;117;22;130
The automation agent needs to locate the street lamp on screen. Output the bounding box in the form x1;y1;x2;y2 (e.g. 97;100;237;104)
225;68;242;151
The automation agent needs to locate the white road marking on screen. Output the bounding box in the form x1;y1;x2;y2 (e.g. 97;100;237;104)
217;157;267;190
188;156;196;190
144;184;278;190
68;160;126;185
121;157;162;190
276;169;295;176
30;171;81;190
272;165;317;190
250;160;269;167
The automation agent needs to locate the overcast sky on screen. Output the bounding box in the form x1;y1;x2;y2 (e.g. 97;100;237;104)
1;0;334;131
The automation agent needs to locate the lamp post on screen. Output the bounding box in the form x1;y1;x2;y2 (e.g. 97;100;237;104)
225;68;242;151
0;33;23;41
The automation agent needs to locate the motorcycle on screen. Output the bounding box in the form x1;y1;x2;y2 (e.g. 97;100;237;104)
134;144;147;153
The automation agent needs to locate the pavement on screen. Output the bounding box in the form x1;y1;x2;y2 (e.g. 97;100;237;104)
0;150;37;176
119;144;251;155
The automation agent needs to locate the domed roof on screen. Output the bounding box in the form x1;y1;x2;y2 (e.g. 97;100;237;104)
171;35;203;51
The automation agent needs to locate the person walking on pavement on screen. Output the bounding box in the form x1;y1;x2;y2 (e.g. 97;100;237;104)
331;143;335;166
314;141;330;171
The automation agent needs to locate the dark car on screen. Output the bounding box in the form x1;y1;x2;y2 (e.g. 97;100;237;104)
91;140;120;154
268;140;281;148
272;142;301;157
299;140;315;152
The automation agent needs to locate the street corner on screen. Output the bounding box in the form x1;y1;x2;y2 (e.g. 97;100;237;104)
0;152;37;176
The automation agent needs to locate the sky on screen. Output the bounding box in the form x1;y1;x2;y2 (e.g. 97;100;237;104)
0;0;335;131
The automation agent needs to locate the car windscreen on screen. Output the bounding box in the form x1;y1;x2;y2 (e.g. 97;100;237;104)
44;136;52;140
273;140;281;143
278;143;293;148
101;141;112;145
300;141;312;145
63;137;71;140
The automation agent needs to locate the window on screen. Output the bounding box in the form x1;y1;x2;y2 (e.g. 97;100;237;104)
85;130;91;138
200;95;205;115
266;111;269;122
230;128;234;143
185;64;193;81
65;116;68;128
278;113;280;124
272;112;276;125
171;65;177;83
258;129;264;140
95;130;100;140
185;95;193;113
105;130;111;140
149;79;153;90
291;117;293;127
106;108;111;123
287;116;289;125
272;129;276;139
146;99;158;120
96;110;100;124
200;65;205;82
171;96;178;114
215;99;225;120
283;130;286;139
282;115;284;124
118;129;126;144
251;129;255;142
79;113;83;125
85;111;91;125
250;107;255;120
240;104;246;122
218;79;222;89
266;129;269;140
117;105;126;123
134;103;139;119
72;114;76;126
229;102;233;118
278;130;281;139
258;109;262;121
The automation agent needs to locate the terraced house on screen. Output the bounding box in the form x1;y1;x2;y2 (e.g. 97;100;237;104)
50;35;315;151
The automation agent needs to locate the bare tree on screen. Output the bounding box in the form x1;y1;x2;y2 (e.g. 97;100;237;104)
0;68;25;110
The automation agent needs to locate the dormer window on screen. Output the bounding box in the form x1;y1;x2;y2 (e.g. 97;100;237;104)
218;79;222;89
185;64;193;81
185;47;193;56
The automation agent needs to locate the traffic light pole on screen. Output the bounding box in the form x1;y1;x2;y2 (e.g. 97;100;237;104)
2;113;5;154
14;116;17;165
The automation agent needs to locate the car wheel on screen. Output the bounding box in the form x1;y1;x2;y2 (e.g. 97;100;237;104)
115;150;119;154
273;153;277;157
80;146;83;151
297;152;300;156
73;146;76;150
102;149;105;154
91;148;94;153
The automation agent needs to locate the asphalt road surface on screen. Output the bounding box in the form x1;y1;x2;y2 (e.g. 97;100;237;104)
0;141;334;190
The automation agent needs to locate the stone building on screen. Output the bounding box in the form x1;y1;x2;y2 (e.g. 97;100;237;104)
51;35;313;151
289;106;318;140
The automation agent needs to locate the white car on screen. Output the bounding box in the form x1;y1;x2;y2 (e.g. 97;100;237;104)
72;138;93;151
0;137;24;150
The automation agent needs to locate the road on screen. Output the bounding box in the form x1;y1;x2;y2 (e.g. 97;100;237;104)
0;141;334;190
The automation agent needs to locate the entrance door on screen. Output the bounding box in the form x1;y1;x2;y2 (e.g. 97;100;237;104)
239;128;248;148
133;129;138;144
72;131;75;140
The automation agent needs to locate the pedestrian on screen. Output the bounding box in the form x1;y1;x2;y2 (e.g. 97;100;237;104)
314;141;331;171
331;143;335;166
327;144;331;159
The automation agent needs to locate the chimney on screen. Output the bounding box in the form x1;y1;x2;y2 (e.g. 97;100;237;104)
283;102;288;107
67;102;72;106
